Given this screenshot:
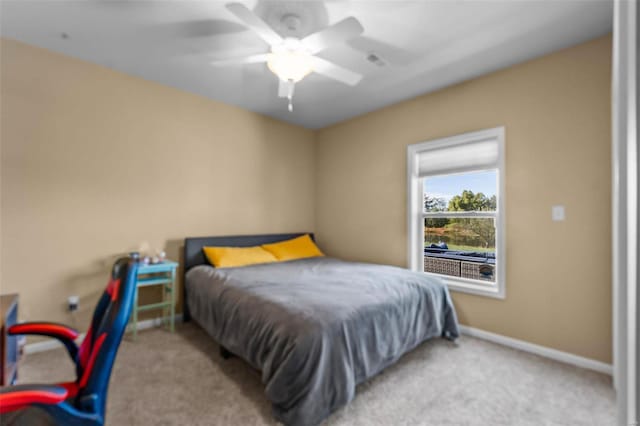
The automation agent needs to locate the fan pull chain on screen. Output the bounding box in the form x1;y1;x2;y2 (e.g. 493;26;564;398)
287;80;295;112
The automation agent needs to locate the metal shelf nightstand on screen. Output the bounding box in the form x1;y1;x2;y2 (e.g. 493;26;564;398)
129;260;178;339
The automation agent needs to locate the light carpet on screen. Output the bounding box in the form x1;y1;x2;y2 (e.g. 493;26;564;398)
17;323;615;425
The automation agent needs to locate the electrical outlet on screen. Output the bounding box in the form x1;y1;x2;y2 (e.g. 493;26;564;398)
68;295;79;312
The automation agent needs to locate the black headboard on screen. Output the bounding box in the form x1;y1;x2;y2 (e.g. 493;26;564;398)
182;233;313;321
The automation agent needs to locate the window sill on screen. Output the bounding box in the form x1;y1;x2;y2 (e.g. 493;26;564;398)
423;272;506;299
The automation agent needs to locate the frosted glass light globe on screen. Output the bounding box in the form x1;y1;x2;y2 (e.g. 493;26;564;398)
267;38;314;83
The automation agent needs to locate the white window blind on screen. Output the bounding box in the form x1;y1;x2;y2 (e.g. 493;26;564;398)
417;137;499;177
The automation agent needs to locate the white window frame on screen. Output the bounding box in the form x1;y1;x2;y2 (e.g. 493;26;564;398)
407;127;506;299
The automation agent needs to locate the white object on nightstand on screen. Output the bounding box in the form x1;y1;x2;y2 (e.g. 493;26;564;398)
551;205;565;221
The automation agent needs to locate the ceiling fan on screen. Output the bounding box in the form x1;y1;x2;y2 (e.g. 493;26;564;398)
212;2;365;111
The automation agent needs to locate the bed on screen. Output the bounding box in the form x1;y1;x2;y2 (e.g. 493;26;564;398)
183;233;459;426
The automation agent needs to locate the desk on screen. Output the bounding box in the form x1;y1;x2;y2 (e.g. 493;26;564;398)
130;261;178;339
1;294;19;385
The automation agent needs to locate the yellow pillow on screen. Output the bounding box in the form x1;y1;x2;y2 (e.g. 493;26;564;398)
261;235;324;261
202;245;277;268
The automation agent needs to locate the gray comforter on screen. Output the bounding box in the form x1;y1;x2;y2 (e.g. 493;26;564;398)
186;257;459;426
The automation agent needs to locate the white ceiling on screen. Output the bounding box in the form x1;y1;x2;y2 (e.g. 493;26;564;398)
1;0;612;129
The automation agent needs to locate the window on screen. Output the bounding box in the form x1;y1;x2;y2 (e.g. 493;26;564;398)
407;127;505;298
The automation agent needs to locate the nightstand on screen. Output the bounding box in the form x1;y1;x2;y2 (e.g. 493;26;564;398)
129;260;178;339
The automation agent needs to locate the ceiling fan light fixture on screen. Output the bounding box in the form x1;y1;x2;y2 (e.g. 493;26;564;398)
221;4;364;112
267;39;314;83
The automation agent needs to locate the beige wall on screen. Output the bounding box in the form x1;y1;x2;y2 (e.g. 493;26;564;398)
1;36;613;363
315;36;612;363
0;39;315;328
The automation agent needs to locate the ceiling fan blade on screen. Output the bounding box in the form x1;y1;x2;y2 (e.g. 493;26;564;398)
210;53;269;67
226;2;283;47
302;17;364;54
310;56;362;86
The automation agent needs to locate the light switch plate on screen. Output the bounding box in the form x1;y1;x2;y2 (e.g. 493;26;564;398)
552;205;565;221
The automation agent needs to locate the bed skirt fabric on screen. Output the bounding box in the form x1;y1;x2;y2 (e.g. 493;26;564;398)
186;257;459;426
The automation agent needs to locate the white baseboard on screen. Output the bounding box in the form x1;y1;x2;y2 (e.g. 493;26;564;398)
24;334;86;355
459;325;613;376
134;314;184;332
24;314;184;355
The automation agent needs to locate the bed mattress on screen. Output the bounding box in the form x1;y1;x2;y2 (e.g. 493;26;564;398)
185;257;459;426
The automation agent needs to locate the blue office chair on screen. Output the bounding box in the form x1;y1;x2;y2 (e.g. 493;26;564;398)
0;257;138;425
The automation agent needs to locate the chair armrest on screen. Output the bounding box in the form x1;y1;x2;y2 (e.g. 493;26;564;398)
9;322;79;362
0;384;69;414
9;322;79;340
